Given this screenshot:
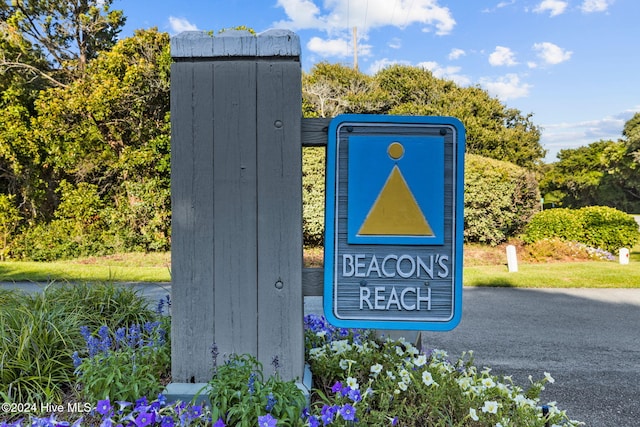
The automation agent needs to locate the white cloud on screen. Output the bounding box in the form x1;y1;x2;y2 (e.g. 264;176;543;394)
448;48;466;60
307;37;351;57
275;0;456;35
418;61;471;86
168;16;199;33
307;36;372;58
488;46;518;66
533;0;569;17
480;74;532;100
482;0;516;13
533;42;573;65
580;0;614;13
388;37;402;49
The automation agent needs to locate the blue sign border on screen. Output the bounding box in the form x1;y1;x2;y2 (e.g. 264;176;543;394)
323;114;465;331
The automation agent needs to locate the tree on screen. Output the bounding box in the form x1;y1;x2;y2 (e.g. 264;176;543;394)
303;63;546;168
0;0;125;86
303;62;390;117
541;113;640;212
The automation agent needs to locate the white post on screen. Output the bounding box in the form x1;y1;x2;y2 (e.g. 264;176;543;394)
619;248;630;265
506;244;518;272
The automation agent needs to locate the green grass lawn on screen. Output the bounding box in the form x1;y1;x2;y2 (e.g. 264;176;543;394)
0;252;172;283
465;260;640;288
0;244;638;288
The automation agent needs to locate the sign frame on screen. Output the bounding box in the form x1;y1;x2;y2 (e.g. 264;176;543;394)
323;114;465;331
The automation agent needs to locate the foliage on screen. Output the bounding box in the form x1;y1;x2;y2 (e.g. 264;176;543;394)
0;283;156;406
304;63;546;169
206;353;307;427
522;238;615;262
4;28;172;260
303;314;580;427
74;320;170;403
0;290;83;405
541;113;640;212
523;206;640;253
464;154;541;245
0;0;125;86
0;194;20;259
302;147;326;246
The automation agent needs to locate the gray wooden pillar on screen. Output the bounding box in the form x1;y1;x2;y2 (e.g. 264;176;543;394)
170;30;303;383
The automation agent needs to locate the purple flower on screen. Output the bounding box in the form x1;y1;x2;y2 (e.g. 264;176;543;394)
72;351;82;369
307;415;320;427
339;404;356;421
159;416;174;427
265;393;277;412
213;418;226;427
257;414;277;427
391;416;398;425
80;326;91;341
331;381;343;394
96;399;112;416
348;388;362;403
134;411;154;427
133;396;149;412
320;405;336;425
190;406;203;418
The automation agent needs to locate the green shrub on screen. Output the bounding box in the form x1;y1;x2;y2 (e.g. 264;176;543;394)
206;353;307;427
523;206;640;253
521;208;583;244
74;319;170;403
0;283;156;405
579;206;640;252
303;147;326;246
0;292;84;404
464;154;540;245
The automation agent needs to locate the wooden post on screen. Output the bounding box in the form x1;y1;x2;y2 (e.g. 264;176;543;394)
170;30;303;384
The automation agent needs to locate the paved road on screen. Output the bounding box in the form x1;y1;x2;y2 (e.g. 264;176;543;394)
306;288;640;427
4;283;639;426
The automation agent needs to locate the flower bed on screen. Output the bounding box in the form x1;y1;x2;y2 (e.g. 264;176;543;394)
0;286;583;426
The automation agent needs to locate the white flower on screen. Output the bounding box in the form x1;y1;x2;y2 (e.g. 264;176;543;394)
370;363;383;376
422;370;435;386
395;346;404;356
457;376;472;390
386;371;396;380
482;400;499;414
405;344;419;356
414;354;427;367
482;377;496;388
330;339;350;354
316;330;327;338
544;372;555;384
469;408;479;421
309;347;325;359
346;376;359;390
398;381;408;391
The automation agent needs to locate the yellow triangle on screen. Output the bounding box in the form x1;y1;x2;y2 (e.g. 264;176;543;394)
358;166;434;236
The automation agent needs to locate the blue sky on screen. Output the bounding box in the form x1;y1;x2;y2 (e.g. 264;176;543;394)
117;0;639;162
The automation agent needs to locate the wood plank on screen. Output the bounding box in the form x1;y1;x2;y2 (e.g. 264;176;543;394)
170;61;216;382
256;61;304;380
212;61;259;360
301;117;331;147
302;268;324;296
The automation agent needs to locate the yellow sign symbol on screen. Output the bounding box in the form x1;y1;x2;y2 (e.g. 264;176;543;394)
358;142;434;236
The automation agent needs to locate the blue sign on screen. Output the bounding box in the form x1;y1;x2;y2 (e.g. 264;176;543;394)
324;114;465;331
